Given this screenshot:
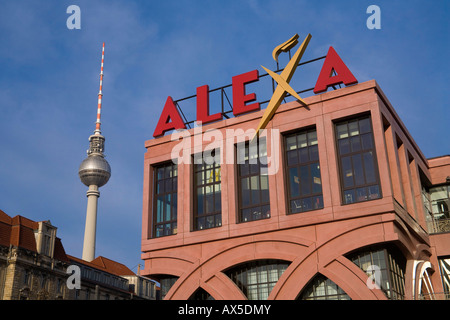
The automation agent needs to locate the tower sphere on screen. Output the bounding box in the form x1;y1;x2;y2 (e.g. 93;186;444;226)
78;155;111;187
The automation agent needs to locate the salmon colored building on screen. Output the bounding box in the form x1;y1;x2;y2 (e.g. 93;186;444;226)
140;78;450;300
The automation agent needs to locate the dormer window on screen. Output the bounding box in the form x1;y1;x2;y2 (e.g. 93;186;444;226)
34;221;57;258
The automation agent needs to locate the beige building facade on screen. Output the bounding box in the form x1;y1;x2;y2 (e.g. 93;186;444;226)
0;209;157;300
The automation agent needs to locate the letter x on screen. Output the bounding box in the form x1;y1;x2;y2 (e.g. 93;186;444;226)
254;34;311;138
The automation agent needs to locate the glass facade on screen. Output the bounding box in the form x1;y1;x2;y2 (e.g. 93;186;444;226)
237;139;270;222
225;260;289;300
153;163;178;238
298;274;350;300
347;245;406;300
150;116;386;232
335;116;381;204
285;128;323;214
193;151;222;230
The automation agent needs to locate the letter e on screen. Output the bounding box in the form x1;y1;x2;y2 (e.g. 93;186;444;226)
232;70;260;116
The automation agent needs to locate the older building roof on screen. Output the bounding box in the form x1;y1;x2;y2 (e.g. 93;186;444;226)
0;209;69;262
67;254;135;276
0;209;134;276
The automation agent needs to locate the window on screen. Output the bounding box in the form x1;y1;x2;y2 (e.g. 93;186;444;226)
438;257;450;296
153;163;178;237
57;278;63;294
151;282;156;298
189;288;215;300
194;150;222;230
430;185;450;220
43;234;51;256
285;128;323;214
40;274;47;289
237;138;270;223
298;274;350;300
347;245;406;300
23;270;31;286
424;184;450;234
225;260;289;300
159;275;179;300
335;116;381;204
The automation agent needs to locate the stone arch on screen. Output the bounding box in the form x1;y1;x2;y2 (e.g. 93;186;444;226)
319;257;387;300
152;215;428;300
201;272;247;300
272;218;416;300
166;235;312;300
144;252;199;278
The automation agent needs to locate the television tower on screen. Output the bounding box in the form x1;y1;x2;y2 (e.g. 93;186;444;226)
78;43;111;261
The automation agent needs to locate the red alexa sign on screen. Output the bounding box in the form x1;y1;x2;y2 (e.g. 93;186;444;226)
153;46;357;138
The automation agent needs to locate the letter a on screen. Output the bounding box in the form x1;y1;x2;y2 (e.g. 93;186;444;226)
366;5;381;30
66;265;81;289
153;96;187;137
66;5;81;30
313;46;358;94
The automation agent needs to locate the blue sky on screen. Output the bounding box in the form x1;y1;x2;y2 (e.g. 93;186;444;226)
0;0;448;271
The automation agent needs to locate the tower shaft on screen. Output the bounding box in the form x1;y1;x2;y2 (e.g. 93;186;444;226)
82;185;100;261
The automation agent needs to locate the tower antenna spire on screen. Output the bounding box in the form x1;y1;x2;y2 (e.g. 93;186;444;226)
94;42;105;135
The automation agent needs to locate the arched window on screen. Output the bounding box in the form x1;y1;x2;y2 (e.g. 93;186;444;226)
346;244;406;300
224;259;289;300
298;274;350;300
189;288;214;300
418;263;434;300
438;257;450;300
